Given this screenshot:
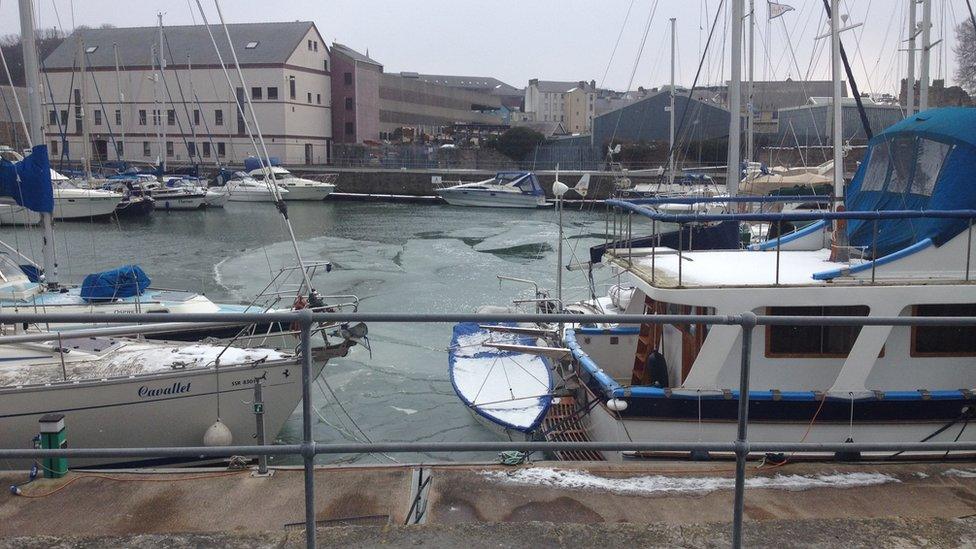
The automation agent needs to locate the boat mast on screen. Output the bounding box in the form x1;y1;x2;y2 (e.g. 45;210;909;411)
113;43;125;162
919;0;931;111
18;0;57;287
158;12;167;174
151;44;162;178
906;1;917;115
78;39;92;180
747;0;755;164
668;17;676;187
726;0;743;196
829;0;850;262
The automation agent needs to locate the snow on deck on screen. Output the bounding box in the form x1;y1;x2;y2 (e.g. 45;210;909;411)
0;342;289;388
627;248;844;287
450;323;552;431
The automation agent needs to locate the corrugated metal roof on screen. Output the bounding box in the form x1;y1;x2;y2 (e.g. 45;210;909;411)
42;21;316;70
415;74;521;96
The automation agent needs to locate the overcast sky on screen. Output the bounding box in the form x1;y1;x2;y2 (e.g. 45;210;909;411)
1;0;969;94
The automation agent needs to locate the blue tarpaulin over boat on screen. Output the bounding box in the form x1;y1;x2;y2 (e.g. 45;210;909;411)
846;108;976;257
244;156;281;171
80;265;151;302
502;172;544;197
0;145;54;213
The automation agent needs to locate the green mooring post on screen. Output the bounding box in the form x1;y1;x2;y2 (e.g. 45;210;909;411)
39;414;67;479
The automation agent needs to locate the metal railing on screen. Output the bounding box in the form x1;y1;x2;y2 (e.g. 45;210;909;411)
603;197;976;287
2;310;976;549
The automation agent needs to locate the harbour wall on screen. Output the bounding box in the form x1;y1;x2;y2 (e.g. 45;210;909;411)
294;168;648;199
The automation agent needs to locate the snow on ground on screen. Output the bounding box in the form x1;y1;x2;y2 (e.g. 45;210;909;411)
943;468;976;478
481;467;898;496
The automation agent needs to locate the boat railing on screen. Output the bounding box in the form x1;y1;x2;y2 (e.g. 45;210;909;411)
3;310;976;549
603;197;976;287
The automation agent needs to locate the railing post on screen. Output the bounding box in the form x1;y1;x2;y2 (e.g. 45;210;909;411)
299;312;316;549
651;218;657;284
677;223;684;287
871;218;879;284
775;221;782;285
731;311;757;549
966;218;973;282
627;212;633;267
253;380;268;475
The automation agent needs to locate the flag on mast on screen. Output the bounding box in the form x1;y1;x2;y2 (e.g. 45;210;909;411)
768;1;795;19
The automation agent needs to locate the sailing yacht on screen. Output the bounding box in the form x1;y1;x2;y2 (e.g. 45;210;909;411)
0;318;362;467
0;147;121;222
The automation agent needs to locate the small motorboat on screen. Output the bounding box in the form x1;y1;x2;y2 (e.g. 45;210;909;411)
436;172;549;209
143;178;207;210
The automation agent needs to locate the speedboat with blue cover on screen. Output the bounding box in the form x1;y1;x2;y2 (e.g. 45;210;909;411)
559;108;976;460
436;172;549;208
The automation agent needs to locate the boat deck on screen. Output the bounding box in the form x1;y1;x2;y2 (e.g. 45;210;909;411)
540;396;604;461
2;460;976;546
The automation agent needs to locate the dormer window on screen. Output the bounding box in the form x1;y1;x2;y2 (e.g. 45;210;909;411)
245;41;259;49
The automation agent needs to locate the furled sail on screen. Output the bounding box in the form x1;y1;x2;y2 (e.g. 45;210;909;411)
0;144;54;213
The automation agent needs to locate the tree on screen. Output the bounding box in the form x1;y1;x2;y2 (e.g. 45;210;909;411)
954;21;976;94
492;127;544;161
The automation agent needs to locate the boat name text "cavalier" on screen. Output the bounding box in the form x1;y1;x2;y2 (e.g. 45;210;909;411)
138;381;191;398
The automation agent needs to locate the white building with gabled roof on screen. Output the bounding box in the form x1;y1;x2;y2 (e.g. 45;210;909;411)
41;21;332;167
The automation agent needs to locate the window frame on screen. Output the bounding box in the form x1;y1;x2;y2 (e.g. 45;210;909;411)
764;305;872;359
910;304;976;357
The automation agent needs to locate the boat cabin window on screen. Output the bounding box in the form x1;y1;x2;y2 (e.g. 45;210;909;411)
911;304;976;356
861;136;952;196
765;306;868;358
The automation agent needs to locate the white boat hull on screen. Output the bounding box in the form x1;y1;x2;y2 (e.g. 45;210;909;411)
438;189;548;209
281;185;334;201
0;205;40;225
227;191;277;202
580;386;976;462
154;196;206;210
204;190;229;208
53;196;123;220
0;358;326;468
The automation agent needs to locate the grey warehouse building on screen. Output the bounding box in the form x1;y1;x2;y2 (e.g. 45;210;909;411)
592;91;732;148
776;98;906;146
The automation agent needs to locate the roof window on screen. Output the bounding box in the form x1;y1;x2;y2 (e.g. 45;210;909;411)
245;41;259;49
84;45;98;53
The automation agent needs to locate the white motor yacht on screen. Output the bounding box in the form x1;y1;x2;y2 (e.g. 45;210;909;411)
226;172;289;202
436;172;549;208
249;166;334;201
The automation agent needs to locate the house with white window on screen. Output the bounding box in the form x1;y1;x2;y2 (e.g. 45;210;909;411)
524;79;596;134
41;21;332;166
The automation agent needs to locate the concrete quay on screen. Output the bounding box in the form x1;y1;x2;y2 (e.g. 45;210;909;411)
1;460;975;547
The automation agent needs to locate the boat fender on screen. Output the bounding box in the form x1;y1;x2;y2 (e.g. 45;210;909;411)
647;351;670;388
203;420;233;447
606;399;628;412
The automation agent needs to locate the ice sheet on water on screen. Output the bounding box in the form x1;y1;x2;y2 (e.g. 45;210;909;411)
944;468;976;478
472;221;556;253
481;468;899;496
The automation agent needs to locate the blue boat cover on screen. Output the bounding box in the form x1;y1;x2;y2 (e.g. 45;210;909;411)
80;265;151;302
846;108;976;257
244;156;280;171
499;172;544;197
0;145;54;213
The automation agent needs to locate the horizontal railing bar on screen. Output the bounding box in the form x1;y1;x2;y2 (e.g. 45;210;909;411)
606;200;976;224
0;312;974;331
622;195;837;206
0;321;244;345
4;440;976;459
